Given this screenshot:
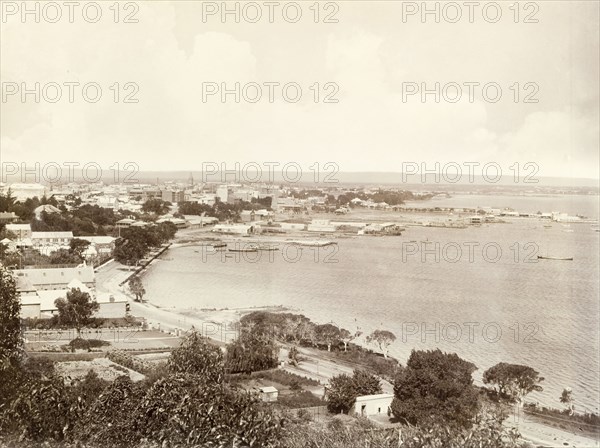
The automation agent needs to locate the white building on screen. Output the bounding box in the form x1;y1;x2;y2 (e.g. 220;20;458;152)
307;219;337;233
34;204;61;220
31;231;74;252
212;224;253;235
352;394;394;417
5;223;32;240
259;386;279;402
216;186;229;203
14;265;95;292
96;196;120;210
78;236;116;256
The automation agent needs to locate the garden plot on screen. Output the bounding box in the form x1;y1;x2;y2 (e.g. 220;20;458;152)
55;357;146;382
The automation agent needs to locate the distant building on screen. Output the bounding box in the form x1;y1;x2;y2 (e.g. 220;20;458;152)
14;265;95;292
162;189;185;203
212;224;253;235
156;217;188;228
359;223;403;235
279;222;306;231
307;219;337;233
216;186;230;203
31;231;73;251
0;212;18;224
96;196;119;210
5;223;32;240
255;209;274;220
259;386;279;402
183;215;218;228
352;394;394;417
116;218;136;229
34;204;61;220
240;210;256;223
78;236;116;256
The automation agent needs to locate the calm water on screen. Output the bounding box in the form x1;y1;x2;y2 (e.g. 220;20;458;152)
144;195;600;413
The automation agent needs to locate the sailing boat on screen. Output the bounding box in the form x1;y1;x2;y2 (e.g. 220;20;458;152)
539;235;574;261
537;255;573;261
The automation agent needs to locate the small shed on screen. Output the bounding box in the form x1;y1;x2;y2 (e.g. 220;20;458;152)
353;393;394;417
259;386;279;402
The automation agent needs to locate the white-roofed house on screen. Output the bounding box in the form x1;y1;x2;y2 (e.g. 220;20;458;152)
352;394;394;417
259;386;279;402
78;236;116;256
212;224;253;235
31;231;73;254
25;288;126;319
34;204;61;220
13;265;95;292
5;223;32;240
94;292;129;318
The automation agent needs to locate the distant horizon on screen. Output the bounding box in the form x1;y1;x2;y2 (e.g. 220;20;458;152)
1;169;599;189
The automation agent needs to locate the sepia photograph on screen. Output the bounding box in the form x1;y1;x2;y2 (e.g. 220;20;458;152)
1;1;599;447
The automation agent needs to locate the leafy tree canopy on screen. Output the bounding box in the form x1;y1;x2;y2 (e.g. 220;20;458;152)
391;349;479;429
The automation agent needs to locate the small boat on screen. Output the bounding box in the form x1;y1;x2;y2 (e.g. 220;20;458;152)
288;240;337;247
228;244;258;253
257;245;279;251
211;243;227;249
537;255;573;261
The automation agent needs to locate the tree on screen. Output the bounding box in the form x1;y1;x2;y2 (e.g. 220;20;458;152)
0;189;16;213
113;232;148;266
482;362;544;404
48;248;82;265
168;331;224;383
326;369;382;414
69;238;91;260
391;349;479;429
315;323;342;351
128;275;146;302
141;199;171;215
0;264;23;368
54;288;100;337
366;329;396;358
288;346;299;366
226;326;279;373
340;328;361;352
560;387;574;415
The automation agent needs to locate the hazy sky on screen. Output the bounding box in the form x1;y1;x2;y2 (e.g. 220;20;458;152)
1;1;599;179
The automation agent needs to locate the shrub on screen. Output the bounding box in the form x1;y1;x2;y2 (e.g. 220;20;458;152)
253;369;320;387
107;350;153;374
278;390;324;409
67;338;110;351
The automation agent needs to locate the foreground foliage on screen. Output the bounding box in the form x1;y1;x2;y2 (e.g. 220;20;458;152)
0;332;281;447
282;413;525;448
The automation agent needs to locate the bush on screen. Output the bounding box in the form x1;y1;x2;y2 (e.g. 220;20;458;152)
253;369;320;387
278;390;324;409
67;338;110;351
296;408;313;422
107;350;153;374
283;413;523;448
